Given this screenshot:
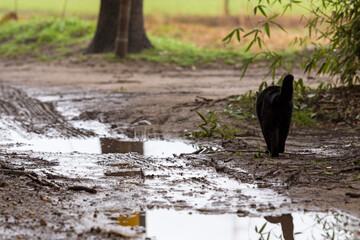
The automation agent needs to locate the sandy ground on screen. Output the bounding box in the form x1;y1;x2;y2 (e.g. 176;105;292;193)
0;58;359;239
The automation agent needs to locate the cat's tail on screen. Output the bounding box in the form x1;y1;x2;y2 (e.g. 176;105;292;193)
280;74;294;102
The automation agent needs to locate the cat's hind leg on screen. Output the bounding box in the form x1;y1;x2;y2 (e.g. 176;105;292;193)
279;117;291;153
263;122;279;157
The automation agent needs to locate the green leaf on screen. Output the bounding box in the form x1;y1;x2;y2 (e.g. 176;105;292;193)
236;29;241;42
322;171;334;175
222;30;235;44
243;29;258;38
269;20;287;32
259;223;267;233
195;111;207;122
264;22;270;37
268;13;279;20
258;5;267;17
240;57;254;79
245;39;256;52
257;37;262;49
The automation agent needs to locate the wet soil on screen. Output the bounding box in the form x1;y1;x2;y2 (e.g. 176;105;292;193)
0;58;359;239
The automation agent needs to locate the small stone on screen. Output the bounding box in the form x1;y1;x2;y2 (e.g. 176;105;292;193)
40;218;47;226
132;120;151;126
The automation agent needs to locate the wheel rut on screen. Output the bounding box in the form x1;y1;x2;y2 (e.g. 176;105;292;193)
0;84;93;137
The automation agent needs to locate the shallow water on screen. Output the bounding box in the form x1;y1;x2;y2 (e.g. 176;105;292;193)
114;209;359;240
9;137;198;157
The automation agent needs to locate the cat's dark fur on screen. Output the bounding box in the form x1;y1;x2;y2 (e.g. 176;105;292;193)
256;74;294;157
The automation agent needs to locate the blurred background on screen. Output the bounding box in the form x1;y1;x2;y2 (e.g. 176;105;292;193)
0;0;312;66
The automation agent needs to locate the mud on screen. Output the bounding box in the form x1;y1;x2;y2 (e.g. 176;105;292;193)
0;59;359;239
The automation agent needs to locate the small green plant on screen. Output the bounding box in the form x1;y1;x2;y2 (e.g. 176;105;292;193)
234;151;244;156
225;91;257;121
322;170;334;175
292;110;316;127
356;173;360;181
253;143;266;158
186;110;238;139
311;158;328;165
254;222;270;240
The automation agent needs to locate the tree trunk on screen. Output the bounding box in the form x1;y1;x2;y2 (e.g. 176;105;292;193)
115;0;131;57
224;0;230;16
87;0;152;54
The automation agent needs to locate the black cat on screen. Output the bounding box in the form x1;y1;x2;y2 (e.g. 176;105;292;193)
256;74;294;157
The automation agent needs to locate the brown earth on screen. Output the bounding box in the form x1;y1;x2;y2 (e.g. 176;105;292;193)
0;58;359;239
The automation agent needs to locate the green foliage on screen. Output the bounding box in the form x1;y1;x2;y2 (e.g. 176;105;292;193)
129;35;252;67
227;76;334;127
225;0;360;86
301;0;360;86
225;91;257;121
356;172;360;181
254;222;271;240
118;35;298;66
253;143;266;159
0;17;95;57
225;76;323;127
0;17;297;66
292;110;316;127
186;110;239;139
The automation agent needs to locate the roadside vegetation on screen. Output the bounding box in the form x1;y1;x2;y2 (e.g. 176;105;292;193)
0;16;300;67
0;17;95;58
0;0;312;65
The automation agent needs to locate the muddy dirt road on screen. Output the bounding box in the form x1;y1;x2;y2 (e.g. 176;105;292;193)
0;59;359;239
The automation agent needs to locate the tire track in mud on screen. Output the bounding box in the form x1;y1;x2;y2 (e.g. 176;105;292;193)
0;84;93;137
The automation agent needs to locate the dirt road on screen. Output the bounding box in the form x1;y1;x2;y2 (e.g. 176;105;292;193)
0;59;359;239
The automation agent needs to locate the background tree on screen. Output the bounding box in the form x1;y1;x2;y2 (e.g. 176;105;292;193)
224;0;360;86
87;0;152;54
224;0;230;16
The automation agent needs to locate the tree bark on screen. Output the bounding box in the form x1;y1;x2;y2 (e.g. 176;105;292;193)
87;0;152;54
224;0;230;16
115;0;131;57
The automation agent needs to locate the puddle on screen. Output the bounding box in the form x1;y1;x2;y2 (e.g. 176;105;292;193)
100;138;197;157
113;210;360;240
8;137;198;157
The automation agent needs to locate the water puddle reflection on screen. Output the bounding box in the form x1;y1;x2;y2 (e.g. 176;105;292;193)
113;210;359;240
8;137;198;157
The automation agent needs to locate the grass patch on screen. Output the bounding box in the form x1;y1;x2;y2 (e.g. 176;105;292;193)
105;35;298;67
0;0;313;17
292;110;316;127
129;35;253;67
0;17;95;57
0;17;300;66
0;0;100;15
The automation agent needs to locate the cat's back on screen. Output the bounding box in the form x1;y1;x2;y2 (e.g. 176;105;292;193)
257;86;280;105
256;86;281;122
